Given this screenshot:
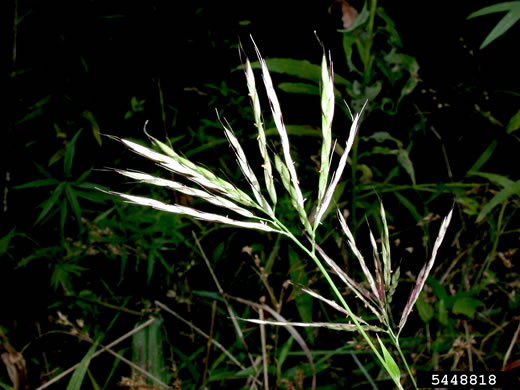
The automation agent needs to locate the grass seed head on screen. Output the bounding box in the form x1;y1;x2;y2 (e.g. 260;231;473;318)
398;207;454;333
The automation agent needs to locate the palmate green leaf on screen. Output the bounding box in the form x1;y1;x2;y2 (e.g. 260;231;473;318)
361;131;403;147
477;179;520;222
468;2;520;49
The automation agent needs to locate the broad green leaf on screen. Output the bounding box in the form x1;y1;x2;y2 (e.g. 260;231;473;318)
452;297;485;319
66;342;97;390
397;148;416;185
506;110;520;133
477;179;520;222
361;131;402;147
428;277;448;300
416;292;434;323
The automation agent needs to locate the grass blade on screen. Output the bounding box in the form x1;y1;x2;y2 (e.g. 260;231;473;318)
66;342;97;390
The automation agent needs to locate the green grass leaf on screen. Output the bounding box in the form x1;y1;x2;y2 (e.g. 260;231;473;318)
0;228;16;256
467;140;497;173
376;335;401;385
35;182;66;225
506;109;520;134
468;2;520;49
14;178;58;189
66;342;97;390
64;129;83;177
477;179;520;222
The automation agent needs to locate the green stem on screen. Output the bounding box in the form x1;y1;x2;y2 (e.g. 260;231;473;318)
389;328;418;389
363;0;378;83
271;216;404;389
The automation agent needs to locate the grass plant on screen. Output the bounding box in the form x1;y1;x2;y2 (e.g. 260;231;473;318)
104;38;453;389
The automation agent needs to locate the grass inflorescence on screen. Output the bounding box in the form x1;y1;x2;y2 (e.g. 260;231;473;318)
104;37;453;389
